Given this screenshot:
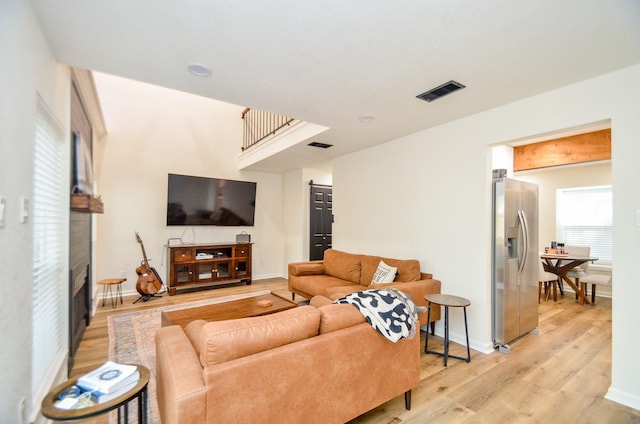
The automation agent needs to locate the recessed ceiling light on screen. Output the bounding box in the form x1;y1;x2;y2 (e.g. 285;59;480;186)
358;114;375;123
187;63;212;77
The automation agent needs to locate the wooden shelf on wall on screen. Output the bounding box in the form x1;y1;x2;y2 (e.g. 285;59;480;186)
70;194;104;214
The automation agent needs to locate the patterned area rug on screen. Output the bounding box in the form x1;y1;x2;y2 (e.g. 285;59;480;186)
107;290;271;423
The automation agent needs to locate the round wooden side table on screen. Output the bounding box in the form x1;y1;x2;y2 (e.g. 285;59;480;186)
98;278;126;308
424;293;471;366
41;365;149;423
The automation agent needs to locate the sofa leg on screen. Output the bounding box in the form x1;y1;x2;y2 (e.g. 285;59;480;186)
404;390;411;410
430;321;435;335
291;293;295;301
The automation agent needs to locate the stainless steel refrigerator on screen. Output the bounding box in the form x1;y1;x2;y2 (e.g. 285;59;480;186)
492;176;539;353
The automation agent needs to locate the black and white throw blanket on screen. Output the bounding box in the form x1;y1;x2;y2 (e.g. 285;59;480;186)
334;289;425;342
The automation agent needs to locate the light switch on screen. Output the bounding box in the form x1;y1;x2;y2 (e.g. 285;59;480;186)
19;197;28;224
0;196;5;227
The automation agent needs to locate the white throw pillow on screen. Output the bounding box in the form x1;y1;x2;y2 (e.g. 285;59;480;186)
371;260;397;284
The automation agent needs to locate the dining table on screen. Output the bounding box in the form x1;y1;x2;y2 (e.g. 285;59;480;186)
540;253;598;305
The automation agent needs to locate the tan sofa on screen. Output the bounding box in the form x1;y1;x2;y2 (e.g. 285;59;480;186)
156;297;421;424
288;248;441;329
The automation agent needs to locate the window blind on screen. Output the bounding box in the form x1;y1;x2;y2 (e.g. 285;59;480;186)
32;96;67;417
556;185;612;265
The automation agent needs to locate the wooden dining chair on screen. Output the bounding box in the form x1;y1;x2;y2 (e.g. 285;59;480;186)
564;245;591;299
578;273;612;303
539;260;559;302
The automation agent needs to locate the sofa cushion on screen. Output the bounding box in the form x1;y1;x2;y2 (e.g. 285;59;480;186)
295;274;359;298
371;260;398;284
309;295;333;308
323;249;362;284
317;303;366;334
324;285;368;300
184;319;207;357
360;256;421;284
199;306;321;367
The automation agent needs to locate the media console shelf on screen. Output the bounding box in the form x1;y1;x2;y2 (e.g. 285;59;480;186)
166;242;252;295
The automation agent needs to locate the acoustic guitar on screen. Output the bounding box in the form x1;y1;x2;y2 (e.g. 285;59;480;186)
135;232;163;297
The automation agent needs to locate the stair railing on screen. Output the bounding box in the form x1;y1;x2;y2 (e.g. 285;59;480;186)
241;107;295;151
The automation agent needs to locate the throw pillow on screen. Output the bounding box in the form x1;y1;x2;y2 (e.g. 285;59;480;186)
371;260;397;284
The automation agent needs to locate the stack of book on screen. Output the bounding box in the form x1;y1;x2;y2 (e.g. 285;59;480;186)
76;361;140;404
55;361;140;409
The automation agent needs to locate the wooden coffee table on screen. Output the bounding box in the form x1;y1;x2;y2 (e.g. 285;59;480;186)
161;292;298;327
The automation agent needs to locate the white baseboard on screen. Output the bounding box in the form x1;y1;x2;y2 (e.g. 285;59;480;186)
558;285;612;299
606;386;640;411
110;273;288;302
421;324;495;355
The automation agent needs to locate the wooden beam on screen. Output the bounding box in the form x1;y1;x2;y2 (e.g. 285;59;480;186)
514;129;610;171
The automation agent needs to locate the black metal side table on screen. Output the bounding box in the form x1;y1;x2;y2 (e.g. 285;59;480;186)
41;365;150;423
424;293;471;366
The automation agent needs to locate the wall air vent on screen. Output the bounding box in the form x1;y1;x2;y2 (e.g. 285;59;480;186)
308;142;333;149
416;80;466;102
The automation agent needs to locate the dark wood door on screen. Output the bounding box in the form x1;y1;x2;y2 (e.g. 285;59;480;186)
309;182;332;260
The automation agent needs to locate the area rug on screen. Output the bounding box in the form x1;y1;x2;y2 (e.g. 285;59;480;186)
107;289;271;423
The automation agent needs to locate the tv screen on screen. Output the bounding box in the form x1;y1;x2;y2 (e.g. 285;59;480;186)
166;173;257;226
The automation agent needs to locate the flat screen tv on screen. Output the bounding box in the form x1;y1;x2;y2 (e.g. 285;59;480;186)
166;173;257;226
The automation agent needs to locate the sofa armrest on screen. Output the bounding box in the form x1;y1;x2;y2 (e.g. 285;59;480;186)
156;326;207;424
420;272;433;280
288;260;325;276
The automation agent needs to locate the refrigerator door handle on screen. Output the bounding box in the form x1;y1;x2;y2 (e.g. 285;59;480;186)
517;210;530;274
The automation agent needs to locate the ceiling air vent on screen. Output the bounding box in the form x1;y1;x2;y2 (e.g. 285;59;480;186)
416;80;466;102
308;142;333;149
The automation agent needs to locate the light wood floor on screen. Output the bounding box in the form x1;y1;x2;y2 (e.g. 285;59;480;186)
68;278;640;423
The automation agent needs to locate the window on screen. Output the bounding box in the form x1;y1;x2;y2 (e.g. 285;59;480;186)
32;96;67;417
556;185;612;265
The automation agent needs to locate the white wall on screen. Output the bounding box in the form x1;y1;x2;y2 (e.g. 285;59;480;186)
93;73;285;295
0;0;71;420
333;65;640;410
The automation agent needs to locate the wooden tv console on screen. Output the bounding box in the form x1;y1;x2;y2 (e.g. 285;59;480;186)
166;242;252;295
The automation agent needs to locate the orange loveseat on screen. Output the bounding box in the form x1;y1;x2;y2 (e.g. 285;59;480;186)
288;248;441;329
156;297;421;424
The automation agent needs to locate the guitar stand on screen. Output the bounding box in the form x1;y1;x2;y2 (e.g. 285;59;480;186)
133;283;166;304
133;293;162;304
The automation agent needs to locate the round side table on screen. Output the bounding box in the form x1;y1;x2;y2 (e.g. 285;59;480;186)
98;278;126;308
41;365;149;423
424;293;471;366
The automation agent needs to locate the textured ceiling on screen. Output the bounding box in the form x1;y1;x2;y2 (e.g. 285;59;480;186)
31;0;640;172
